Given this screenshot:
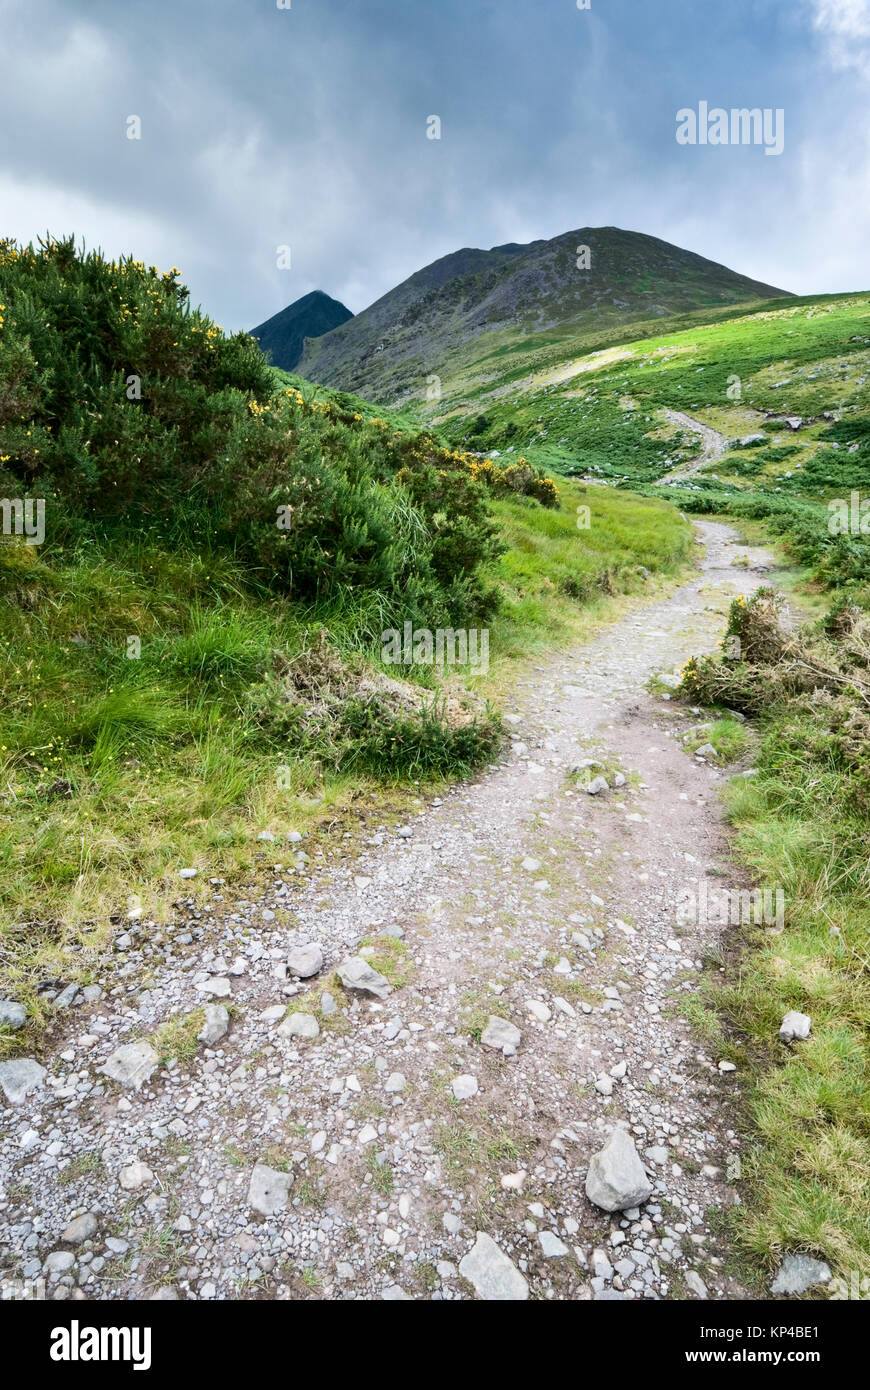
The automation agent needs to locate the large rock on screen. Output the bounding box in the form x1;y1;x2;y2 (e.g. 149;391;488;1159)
0;1000;27;1030
198;1005;229;1045
585;1128;653;1213
248;1162;292;1216
770;1254;831;1296
459;1232;529;1301
286;944;323;979
99;1042;159;1089
481;1016;522;1053
0;1058;46;1105
62;1212;99;1244
118;1162;154;1191
336;955;392;1000
779;1011;811;1043
277;1013;319;1040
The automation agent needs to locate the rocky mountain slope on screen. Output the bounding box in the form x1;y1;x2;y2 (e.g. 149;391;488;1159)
296;227;789;405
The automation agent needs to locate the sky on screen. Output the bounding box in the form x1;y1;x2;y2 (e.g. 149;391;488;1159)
1;0;868;331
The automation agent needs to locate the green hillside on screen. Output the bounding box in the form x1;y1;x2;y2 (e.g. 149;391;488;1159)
437;292;870;489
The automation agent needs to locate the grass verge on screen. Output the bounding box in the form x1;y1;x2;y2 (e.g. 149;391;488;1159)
679;585;870;1284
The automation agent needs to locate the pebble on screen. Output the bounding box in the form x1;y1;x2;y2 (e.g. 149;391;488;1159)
118;1162;154;1192
287;944;324;979
585;1129;653;1213
198;1005;229;1045
770;1254;831;1296
247;1163;293;1216
539;1231;570;1257
451;1075;479;1101
0;1000;27;1030
277;1014;319;1040
62;1213;98;1244
335;956;392;1000
779;1011;811;1043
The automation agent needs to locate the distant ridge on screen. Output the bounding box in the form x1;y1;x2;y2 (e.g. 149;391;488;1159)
250;289;353;371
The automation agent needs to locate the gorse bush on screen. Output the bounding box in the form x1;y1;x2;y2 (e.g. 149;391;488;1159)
215;391;507;625
0;236;556;629
0;235;273;511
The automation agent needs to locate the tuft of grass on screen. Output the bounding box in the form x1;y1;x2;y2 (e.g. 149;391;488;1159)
357;934;412;989
682;715;751;764
295;1177;329;1209
150;1010;205;1066
57;1150;103;1185
365;1150;395;1196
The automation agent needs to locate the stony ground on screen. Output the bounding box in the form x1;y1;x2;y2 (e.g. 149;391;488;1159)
0;522;789;1302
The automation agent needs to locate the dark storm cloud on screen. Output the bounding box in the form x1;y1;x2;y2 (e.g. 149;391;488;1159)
0;0;867;331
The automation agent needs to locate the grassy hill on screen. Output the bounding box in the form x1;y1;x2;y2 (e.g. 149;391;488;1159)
297;226;788;406
250;289;353;372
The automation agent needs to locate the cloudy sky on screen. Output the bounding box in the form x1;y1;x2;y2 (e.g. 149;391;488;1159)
1;0;868;331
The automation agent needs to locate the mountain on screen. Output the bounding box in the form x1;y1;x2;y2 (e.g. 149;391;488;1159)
251;289;353;371
296;227;790;406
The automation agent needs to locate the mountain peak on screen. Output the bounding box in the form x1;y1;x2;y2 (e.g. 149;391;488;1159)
251;290;353;372
295;226;790;405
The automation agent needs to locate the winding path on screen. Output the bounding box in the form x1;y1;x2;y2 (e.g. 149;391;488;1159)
657;409;729;482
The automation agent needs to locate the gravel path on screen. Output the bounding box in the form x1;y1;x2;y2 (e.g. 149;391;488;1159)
0;522;785;1303
658;409;729;482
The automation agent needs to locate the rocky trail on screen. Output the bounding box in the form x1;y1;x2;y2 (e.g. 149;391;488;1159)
658;410;729;482
1;522;792;1303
